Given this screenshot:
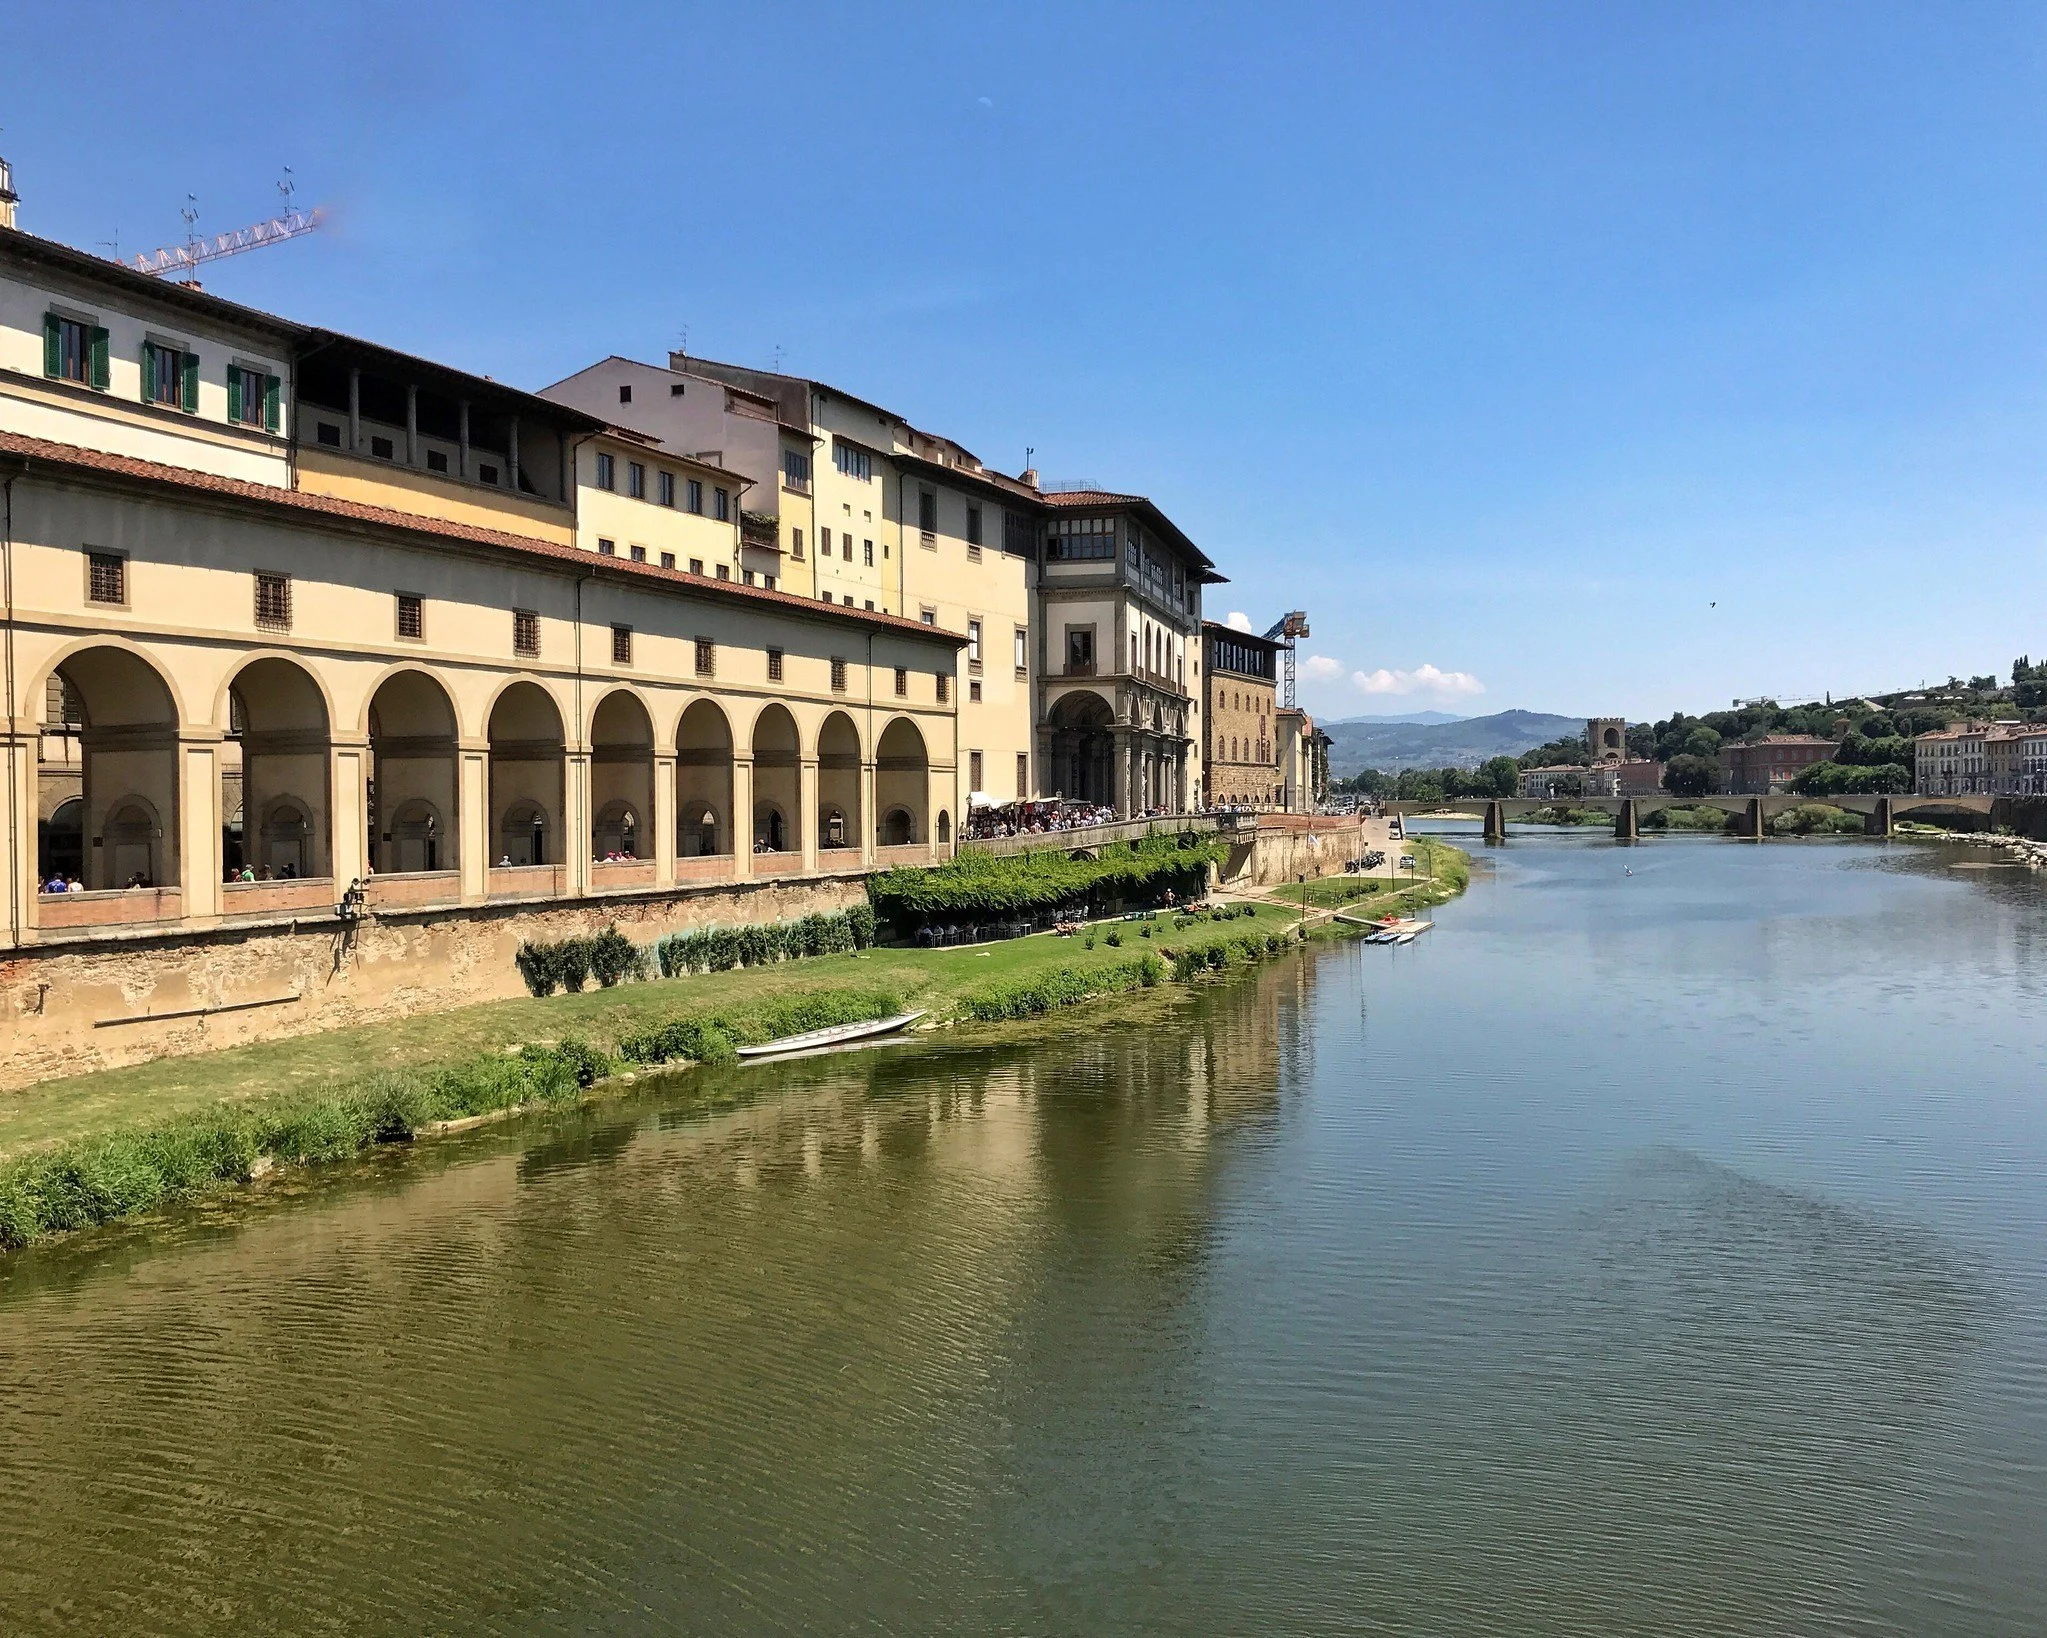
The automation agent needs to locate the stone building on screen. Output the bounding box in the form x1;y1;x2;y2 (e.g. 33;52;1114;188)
1201;620;1281;807
1720;734;1841;795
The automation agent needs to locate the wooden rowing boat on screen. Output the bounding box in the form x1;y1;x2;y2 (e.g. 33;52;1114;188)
736;1010;928;1060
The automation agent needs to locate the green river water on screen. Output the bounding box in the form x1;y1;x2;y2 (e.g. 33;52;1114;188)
1;830;2043;1634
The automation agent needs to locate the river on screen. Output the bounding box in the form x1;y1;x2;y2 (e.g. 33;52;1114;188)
2;831;2044;1634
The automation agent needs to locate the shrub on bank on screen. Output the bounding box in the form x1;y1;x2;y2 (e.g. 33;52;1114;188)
953;954;1164;1021
867;835;1220;934
652;906;876;981
616;988;902;1067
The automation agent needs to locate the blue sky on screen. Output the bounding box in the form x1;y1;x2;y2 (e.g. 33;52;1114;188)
8;1;2047;721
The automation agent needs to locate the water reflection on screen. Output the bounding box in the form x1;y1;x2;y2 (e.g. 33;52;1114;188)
1;836;2044;1635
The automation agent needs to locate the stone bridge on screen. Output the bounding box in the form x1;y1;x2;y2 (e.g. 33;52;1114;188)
1385;793;2000;841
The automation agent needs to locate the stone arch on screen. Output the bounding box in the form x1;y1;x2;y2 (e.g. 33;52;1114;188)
224;654;332;881
676;697;733;858
875;716;929;848
1047;690;1114;808
816;709;861;854
37;644;182;892
370;668;460;875
590;689;655;861
487;680;564;868
751;702;801;856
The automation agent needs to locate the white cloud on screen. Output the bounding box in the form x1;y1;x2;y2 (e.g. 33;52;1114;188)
1302;654;1344;681
1226;611;1254;633
1351;664;1486;699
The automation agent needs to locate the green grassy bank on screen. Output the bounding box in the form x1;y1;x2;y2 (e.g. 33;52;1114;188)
0;848;1466;1250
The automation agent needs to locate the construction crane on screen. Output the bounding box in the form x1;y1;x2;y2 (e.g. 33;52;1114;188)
1264;610;1310;708
122;175;324;284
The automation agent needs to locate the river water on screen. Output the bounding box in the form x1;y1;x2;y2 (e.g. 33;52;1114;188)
2;832;2045;1634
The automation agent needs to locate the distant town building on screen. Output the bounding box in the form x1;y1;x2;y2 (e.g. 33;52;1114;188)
1587;717;1627;768
1275;707;1328;813
1986;725;2047;795
1914;723;1991;795
1720;735;1841;795
1519;764;1585;799
1203;621;1282;808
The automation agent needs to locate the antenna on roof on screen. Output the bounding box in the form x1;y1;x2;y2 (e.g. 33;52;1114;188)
772;343;784;371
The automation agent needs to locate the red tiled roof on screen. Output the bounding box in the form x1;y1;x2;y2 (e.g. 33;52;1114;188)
1039;489;1144;508
0;430;964;643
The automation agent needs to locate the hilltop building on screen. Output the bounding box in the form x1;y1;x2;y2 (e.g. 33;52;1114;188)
1721;735;1841;795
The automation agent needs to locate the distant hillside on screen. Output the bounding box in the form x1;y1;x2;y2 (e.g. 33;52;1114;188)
1331;710;1469;726
1322;710;1583;775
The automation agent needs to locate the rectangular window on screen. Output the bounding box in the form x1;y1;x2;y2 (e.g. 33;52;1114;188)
767;647;784;682
819;527;832;556
687;478;703;514
426;447;448;472
660;551;675;570
371;435;394;460
317;421;343;448
395;592;423;640
478;462;499;486
714;487;730;521
783;448;812;491
936;672;950;703
1047;516;1116;561
1017;752;1029;797
694;637;715;677
791;527;804;559
630;544;646;562
612;624;633;666
595;452;615;490
658;470;675;507
688;558;704;576
863;538;874;566
966;504;982;546
628;461;645;499
514;608;540;656
1014;626;1028;673
969;679;983;703
87;550;126;606
47;315;106;388
715;564;730;581
254;571;292;632
831;656;848;692
970;751;984;791
227;364;279;430
918;488;937;539
967;619;982;666
894;667;908;697
763;573;776;590
833;439;873;481
920;606;937;626
143;341;191;409
1067;627;1095;673
598;538;616;556
743;570;756;586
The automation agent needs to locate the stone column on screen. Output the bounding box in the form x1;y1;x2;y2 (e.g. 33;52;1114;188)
178;731;224;925
458;740;489;902
1;727;35;944
732;754;755;880
860;760;877;866
799;757;820;873
928;763;949;859
1484;800;1505;844
329;733;369;890
654;753;677;887
563;749;593;897
1113;732;1132;819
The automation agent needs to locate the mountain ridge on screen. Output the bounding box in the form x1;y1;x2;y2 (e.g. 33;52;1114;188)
1321;709;1584;775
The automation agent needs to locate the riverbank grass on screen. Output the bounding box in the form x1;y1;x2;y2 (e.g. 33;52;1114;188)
0;844;1469;1248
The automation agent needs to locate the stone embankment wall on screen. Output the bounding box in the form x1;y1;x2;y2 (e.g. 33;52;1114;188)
1221;815;1377;889
0;877;866;1093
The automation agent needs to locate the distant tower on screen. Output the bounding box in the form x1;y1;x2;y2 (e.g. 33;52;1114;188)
1588;717;1626;765
0;155;18;230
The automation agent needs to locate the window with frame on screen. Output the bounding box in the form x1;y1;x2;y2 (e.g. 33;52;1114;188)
920;606;937;626
1017;752;1029;796
966;504;982;547
630;544;646;562
763;573;776;590
1048;516;1116;560
254;571;291;632
767;647;784;682
628;461;645;499
658;470;675;506
715;564;730;581
830;656;848;692
87;550;126;606
862;538;874;566
1067;627;1095;673
595;452;615;490
820;528;832;556
967;620;982;667
970;751;983;791
918;488;937;539
598;538;616;556
969;679;982;702
46;314;104;388
479;462;499;486
686;478;703;513
1014;626;1028;673
395;592;423;640
660;551;676;570
791;527;804;559
694;637;715;676
833;439;873;481
783;448;812;491
936;672;950;703
688;558;704;576
317;421;342;447
426;448;448;471
612;624;633;665
894;667;908;697
143;341;195;411
514;608;540;656
714;487;730;521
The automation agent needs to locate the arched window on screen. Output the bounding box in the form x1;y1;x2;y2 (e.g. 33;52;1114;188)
936;810;951;845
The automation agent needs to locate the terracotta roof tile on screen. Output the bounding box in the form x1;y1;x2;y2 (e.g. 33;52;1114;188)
0;430;964;643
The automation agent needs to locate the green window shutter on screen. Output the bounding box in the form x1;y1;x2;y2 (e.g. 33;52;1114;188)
142;344;158;403
43;313;60;377
227;366;243;424
182;351;199;413
89;327;110;391
264;374;280;434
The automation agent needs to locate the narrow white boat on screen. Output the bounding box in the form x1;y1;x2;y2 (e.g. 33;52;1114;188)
736;1010;928;1060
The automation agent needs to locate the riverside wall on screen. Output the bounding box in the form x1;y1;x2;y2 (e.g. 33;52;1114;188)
1223;815;1376;889
0;875;867;1093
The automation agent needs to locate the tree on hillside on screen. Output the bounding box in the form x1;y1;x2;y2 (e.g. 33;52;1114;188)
1476;756;1522;797
1663;754;1720;798
1517;733;1589;770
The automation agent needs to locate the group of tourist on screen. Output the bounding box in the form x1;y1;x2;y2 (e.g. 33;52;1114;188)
963;799;1123;840
40;872;155;894
223;864;301;883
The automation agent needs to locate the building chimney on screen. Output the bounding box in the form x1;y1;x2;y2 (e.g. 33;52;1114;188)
0;157;17;230
1020;467;1040;490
